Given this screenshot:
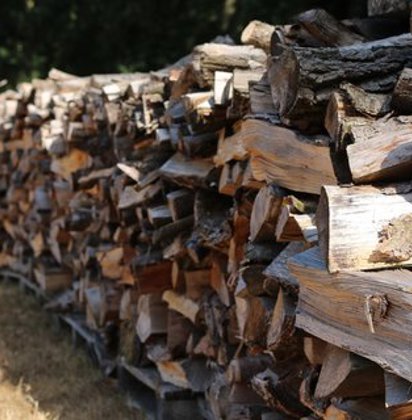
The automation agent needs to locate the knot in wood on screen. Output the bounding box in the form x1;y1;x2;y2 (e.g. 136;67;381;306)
364;294;388;334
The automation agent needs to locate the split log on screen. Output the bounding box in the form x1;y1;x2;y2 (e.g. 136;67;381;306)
303;337;328;365
159;152;218;189
269;33;412;130
289;246;412;381
314;345;384;398
241;119;337;194
317;183;412;272
249;184;284;241
347;116;412;183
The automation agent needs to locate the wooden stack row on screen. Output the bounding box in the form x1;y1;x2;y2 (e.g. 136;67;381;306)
1;1;412;418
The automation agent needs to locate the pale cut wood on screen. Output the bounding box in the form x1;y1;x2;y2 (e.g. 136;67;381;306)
241;20;275;52
192;43;267;88
242;119;337;194
266;289;297;353
318;183;412;272
347;116;412;183
162;290;200;323
289;246;412;381
214;71;233;105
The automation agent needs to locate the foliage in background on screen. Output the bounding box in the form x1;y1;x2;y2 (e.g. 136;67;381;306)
0;0;367;85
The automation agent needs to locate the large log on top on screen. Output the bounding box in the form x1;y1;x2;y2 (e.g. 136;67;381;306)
268;34;412;131
289;246;412;382
317;183;412;272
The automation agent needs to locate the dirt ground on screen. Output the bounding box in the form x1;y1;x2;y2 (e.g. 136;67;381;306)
0;282;139;420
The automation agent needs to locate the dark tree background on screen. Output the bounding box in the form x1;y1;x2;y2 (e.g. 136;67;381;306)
0;0;367;85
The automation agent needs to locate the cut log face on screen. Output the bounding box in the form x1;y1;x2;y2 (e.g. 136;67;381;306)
317;183;412;272
289;247;412;382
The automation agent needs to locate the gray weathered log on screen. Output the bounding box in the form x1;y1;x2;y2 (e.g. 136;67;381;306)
269;34;412;131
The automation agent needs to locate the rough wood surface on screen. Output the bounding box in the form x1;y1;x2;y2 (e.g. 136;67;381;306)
289;247;412;381
241;119;337;194
317;183;412;272
347;116;412;183
269;34;412;130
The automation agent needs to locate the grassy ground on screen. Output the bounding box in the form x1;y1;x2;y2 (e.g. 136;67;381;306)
0;282;139;420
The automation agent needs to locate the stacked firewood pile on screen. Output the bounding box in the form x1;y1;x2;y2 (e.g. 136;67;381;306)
1;0;412;418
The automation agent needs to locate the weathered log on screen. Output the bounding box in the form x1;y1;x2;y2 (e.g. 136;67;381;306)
269;34;412;130
317;183;412;272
